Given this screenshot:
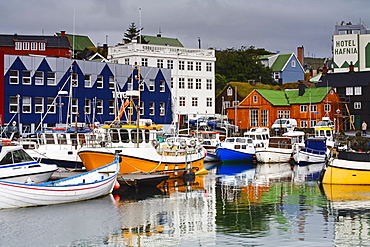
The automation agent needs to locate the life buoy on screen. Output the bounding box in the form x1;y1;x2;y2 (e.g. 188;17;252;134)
198;137;204;144
190;139;196;147
151;139;159;148
167;139;174;148
179;140;187;148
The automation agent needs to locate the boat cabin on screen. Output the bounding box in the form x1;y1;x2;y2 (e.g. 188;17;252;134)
268;137;292;149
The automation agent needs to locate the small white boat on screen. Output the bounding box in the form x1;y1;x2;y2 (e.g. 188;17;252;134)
0;155;120;209
314;117;335;148
0;142;57;183
293;137;328;165
244;127;270;148
255;137;294;163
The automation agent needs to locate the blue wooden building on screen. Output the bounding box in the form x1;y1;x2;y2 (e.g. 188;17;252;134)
0;53;172;135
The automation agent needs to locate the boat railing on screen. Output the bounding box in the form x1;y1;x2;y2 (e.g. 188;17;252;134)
302;147;326;155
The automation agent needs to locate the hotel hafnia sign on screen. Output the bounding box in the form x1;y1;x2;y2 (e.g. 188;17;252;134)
333;34;370;72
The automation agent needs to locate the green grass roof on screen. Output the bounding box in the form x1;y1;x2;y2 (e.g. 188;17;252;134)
285;87;331;104
56;33;95;51
256;89;290;106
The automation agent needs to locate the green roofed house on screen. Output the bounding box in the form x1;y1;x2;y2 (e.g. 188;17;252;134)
260;53;304;84
141;34;184;47
226;82;342;131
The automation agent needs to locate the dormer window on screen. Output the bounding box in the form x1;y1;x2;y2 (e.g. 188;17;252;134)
291;60;296;67
227;87;233;96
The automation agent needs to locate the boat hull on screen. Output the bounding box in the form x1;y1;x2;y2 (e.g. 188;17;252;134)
321;158;370;185
216;147;255;162
294;151;326;165
78;147;208;177
0;159;119;209
26;149;83;169
255;148;293;163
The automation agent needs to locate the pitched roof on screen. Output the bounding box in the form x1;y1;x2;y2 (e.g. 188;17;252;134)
317;71;370;87
56;33;95;51
141;35;183;47
255;87;331;106
0;34;70;48
285;87;331;104
255;89;290;106
270;53;292;71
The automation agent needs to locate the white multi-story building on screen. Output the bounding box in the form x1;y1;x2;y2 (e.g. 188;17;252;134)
108;35;216;124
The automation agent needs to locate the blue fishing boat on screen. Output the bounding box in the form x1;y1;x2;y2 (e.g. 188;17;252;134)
215;137;255;162
293;137;328;165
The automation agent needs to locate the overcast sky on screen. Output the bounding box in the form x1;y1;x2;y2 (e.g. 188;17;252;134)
2;0;370;58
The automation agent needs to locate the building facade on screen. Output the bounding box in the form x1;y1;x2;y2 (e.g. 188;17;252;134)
108;36;216;124
0;52;172;135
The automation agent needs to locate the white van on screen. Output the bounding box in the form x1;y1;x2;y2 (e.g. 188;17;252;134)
271;119;297;133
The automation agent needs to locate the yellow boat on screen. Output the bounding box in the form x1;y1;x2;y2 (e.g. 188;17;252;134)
320;151;370;184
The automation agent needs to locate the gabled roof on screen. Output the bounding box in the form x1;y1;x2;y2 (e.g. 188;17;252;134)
255;87;331;106
317;71;370;88
55;33;95;51
141;35;183;47
255;89;290;106
285;87;331;104
0;34;70;48
270;53;293;71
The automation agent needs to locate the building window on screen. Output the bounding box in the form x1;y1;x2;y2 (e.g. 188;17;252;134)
97;99;103;114
71;98;78;114
232;100;239;106
84;99;91;114
179;96;185;107
35;71;44;85
47;71;56;85
47;97;55;113
97;75;103;88
15;42;22;50
171;78;173;89
310;120;317;128
291;60;296;67
179;78;185;89
9;70;19;84
84;74;92;87
139;101;144;115
71;73;78;87
300;105;307;112
157;59;163;68
346;87;353;95
278;110;290;118
22;70;30;84
149;102;155;115
206;79;212;90
109;76;115;89
354;86;362;95
253;95;258;103
108;100;114;115
261;110;268;126
31;42;37;50
195;79;201;89
35;97;44;113
187;78;193;89
250;110;258;127
354;102;362;109
23;42;29;50
300;121;308;128
196;62;201;71
159;102;165;116
9;96;18;113
206;62;212;72
22;96;31;113
167;60;173;69
274;72;280;80
187;61;193;71
149;79;155;91
160;80;165;92
206;98;212;107
39;42;45;50
179;61;185;70
310;105;317;113
124;58;129;65
141;58;148;67
224;101;230;109
227;87;233;96
324;104;331;112
192;97;198;107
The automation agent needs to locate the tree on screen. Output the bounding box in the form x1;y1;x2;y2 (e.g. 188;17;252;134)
123;22;143;44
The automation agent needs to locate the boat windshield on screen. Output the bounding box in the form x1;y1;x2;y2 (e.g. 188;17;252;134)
0;149;34;165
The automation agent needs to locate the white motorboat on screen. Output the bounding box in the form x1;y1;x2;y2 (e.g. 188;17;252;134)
244;127;270;148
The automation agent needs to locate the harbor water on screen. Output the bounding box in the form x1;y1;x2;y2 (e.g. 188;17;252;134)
1;161;370;246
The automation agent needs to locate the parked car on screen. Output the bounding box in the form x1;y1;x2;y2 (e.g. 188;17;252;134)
215;120;238;132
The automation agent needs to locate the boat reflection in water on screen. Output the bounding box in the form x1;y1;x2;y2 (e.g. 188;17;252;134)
254;163;293;184
0;195;121;247
293;162;325;183
216;160;256;187
321;184;370;246
107;172;217;246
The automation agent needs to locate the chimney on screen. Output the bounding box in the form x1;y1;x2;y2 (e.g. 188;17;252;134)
61;31;66;37
349;61;354;73
297;46;304;66
298;81;305;96
157;33;161;37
